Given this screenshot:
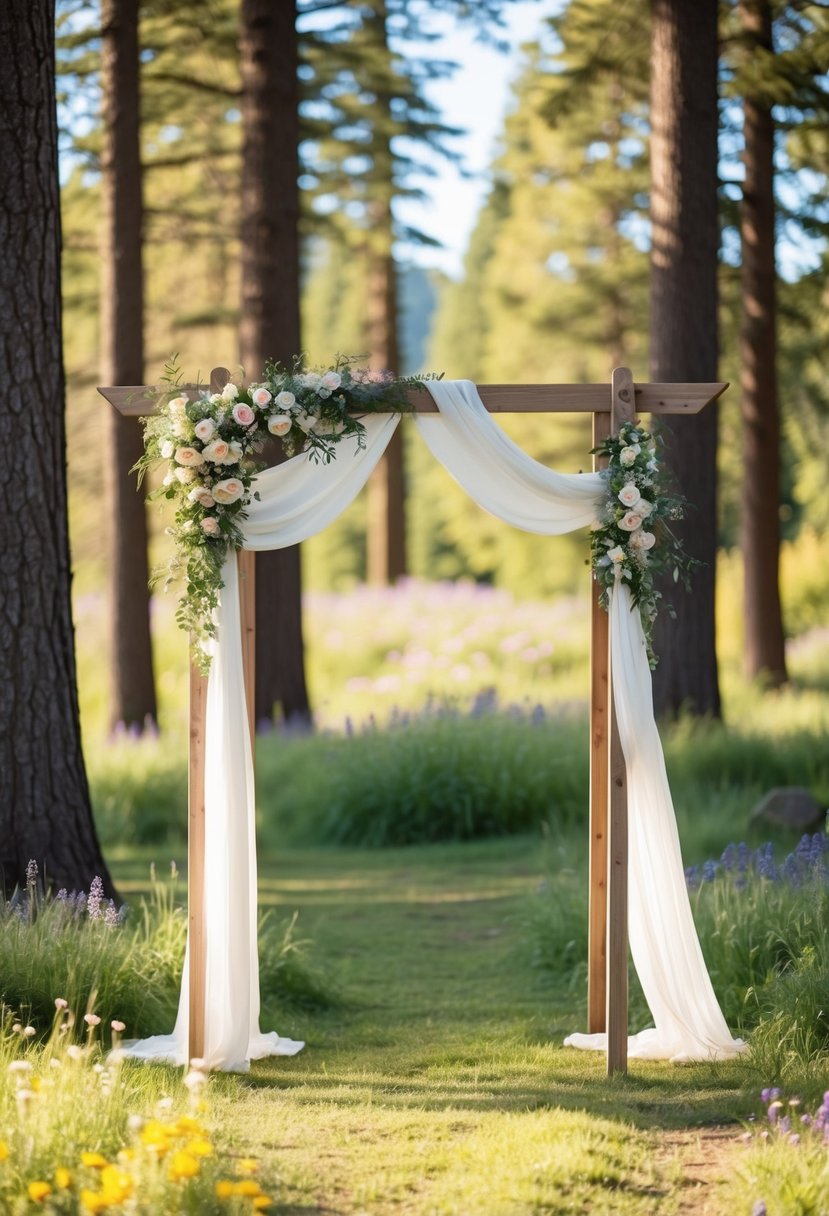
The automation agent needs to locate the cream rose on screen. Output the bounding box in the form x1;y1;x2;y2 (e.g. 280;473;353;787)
201;516;221;536
232;402;256;426
275;390;295;409
168;395;189;414
175;446;204;467
213;477;245;505
201;438;230;464
632;530;656;550
620;447;637;467
251;386;272;408
618;483;641;508
321;371;342;390
267;414;293;437
619;511;644;532
194;418;215;443
221;382;239;401
188;486;215;508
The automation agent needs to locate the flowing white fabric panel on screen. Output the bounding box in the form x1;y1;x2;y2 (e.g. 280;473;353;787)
124;382;743;1069
122;415;399;1070
413;381;743;1062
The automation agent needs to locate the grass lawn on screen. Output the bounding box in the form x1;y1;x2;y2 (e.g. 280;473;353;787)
113;838;759;1214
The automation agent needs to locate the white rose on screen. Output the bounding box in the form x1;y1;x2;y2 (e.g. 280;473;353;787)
618;483;641;508
201;438;230;464
221;382;239;401
321;371;341;390
188;486;215;508
213;477;245;505
168;395;188;414
160;440;175;459
275;391;295;409
637;531;656;550
619;447;637;467
175;467;196;484
637;498;654;518
194;418;215;443
175;446;204;467
201;516;221;536
607;545;626;564
300;372;322;390
619;511;644;532
268;414;293;437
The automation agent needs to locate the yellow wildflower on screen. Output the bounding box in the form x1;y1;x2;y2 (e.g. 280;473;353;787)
99;1164;132;1203
238;1158;260;1174
175;1115;203;1134
168;1150;200;1181
80;1189;110;1212
80;1152;108;1169
253;1198;273;1211
139;1120;171;1154
215;1180;235;1199
27;1181;52;1203
55;1167;73;1189
235;1179;262;1197
186;1137;214;1157
0;1141;8;1162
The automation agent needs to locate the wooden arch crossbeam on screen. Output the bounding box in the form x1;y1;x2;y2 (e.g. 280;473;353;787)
99;367;725;1076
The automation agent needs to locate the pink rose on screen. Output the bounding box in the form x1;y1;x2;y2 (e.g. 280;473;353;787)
213;478;244;505
201;516;221;536
619;512;644;532
251;387;272;407
232;402;256;426
188;486;215;508
321;371;342;390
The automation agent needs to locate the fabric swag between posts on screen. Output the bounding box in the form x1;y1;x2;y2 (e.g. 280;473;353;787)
121;379;745;1072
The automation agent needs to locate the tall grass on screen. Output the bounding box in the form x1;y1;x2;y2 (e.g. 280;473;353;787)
0;870;332;1043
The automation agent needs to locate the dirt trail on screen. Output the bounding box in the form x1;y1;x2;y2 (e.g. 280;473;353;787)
656;1126;746;1214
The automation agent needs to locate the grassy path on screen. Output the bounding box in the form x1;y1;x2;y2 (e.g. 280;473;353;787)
115;838;752;1213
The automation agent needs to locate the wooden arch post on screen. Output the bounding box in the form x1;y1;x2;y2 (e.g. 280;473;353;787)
100;367;724;1073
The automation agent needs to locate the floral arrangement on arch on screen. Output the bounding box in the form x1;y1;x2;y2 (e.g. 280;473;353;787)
591;420;696;666
136;355;437;669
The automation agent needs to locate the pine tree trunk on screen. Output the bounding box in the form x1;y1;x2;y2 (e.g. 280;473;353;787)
239;0;310;726
649;0;722;718
739;0;787;686
101;0;158;733
0;0;116;898
365;0;406;586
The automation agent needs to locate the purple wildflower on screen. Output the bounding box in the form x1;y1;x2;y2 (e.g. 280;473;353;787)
751;1203;767;1216
87;878;103;920
26;859;38;888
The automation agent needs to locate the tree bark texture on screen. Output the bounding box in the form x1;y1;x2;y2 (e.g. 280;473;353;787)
0;0;116;897
101;0;158;732
649;0;722;717
738;0;787;686
239;0;310;725
365;0;407;586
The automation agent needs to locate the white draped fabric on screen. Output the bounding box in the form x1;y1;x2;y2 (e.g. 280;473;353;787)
122;380;743;1071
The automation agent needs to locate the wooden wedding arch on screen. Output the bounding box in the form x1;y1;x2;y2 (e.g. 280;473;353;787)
100;366;725;1075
